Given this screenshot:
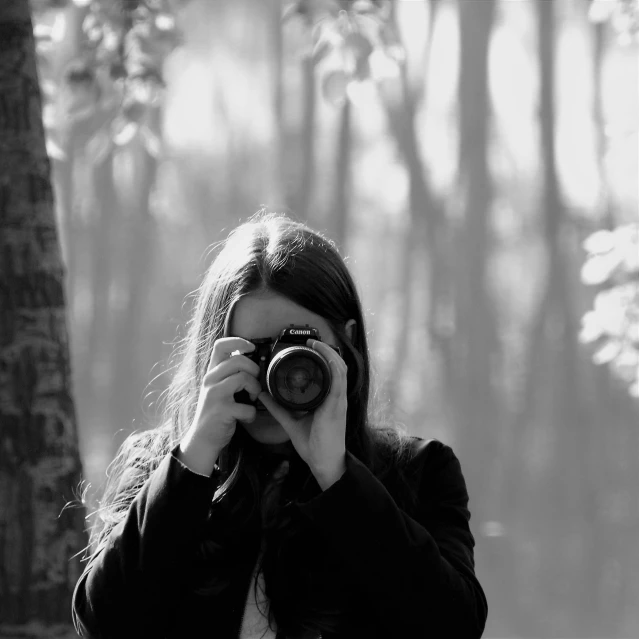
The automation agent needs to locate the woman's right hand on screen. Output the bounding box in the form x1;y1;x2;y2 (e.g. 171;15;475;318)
178;337;261;475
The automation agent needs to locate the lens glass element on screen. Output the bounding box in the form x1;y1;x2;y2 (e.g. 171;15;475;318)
268;347;330;410
285;365;312;393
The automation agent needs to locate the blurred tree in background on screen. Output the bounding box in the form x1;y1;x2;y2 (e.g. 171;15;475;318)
0;0;86;636
20;0;639;635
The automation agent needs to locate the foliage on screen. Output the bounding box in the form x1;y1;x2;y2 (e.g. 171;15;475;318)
581;0;639;398
283;0;403;106
580;224;639;397
31;0;402;167
33;0;179;163
589;0;639;44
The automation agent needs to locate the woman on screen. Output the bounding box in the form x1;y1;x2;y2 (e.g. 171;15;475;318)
72;212;488;639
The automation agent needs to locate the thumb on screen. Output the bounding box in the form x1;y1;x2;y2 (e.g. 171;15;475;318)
258;392;297;438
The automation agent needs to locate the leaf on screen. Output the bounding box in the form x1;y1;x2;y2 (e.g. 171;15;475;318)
111;117;139;146
588;0;615;24
385;44;406;63
46;137;67;162
581;251;622;285
33;23;53;41
321;69;350;106
578;311;604;344
86;127;112;165
368;49;400;80
610;346;639;383
101;29;120;53
155;14;176;31
583;229;615;254
282;2;301;23
140;126;162;159
42;103;56;130
346;79;377;105
40;79;58;100
616;224;639;271
351;0;379;14
592;339;622;365
613;223;639;244
312;38;334;65
594;287;631;337
623;247;639;272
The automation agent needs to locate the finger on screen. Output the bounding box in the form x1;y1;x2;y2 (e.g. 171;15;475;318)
308;339;346;371
231;402;257;424
205;354;260;385
209;337;255;371
319;360;344;412
334;359;348;399
308;340;347;399
218;371;262;401
330;357;347;399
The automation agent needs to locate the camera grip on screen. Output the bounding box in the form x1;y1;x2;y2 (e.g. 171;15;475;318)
233;389;252;405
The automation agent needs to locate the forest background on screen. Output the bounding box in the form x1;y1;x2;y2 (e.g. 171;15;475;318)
5;0;638;636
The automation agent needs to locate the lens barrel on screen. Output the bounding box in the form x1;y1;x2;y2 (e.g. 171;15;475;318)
266;346;331;411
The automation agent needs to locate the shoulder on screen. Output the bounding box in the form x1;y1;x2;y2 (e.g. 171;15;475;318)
407;436;460;473
372;433;467;512
372;429;456;473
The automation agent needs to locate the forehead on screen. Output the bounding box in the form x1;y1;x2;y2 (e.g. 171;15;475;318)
229;292;337;344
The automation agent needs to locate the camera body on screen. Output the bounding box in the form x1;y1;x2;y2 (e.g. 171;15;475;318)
234;324;339;412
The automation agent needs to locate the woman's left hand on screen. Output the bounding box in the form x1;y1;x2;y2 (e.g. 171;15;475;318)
257;338;347;490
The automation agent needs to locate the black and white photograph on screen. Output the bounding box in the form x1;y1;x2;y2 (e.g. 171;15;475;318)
0;0;637;637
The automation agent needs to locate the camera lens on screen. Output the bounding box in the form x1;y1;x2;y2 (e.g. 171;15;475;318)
285;365;312;393
267;347;331;411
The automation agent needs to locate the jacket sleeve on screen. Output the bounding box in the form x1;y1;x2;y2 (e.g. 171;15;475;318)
72;446;221;639
295;439;488;639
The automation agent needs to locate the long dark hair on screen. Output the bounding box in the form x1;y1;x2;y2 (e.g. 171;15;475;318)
86;211;416;637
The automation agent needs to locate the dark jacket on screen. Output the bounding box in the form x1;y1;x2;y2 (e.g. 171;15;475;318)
72;437;487;639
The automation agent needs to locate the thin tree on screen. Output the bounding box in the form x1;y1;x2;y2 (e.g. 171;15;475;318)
0;0;87;635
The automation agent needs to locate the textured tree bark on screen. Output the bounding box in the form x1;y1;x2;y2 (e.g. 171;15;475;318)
0;0;87;635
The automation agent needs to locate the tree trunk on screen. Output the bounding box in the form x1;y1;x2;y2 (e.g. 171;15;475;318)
272;0;285;204
534;2;595;634
296;47;317;222
455;0;499;519
109;127;158;458
454;1;514;635
47;2;89;305
0;0;87;634
381;2;446;412
331;98;351;252
592;18;616;229
84;151;117;396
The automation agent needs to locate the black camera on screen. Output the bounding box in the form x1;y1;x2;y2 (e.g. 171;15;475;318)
233;324;340;412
